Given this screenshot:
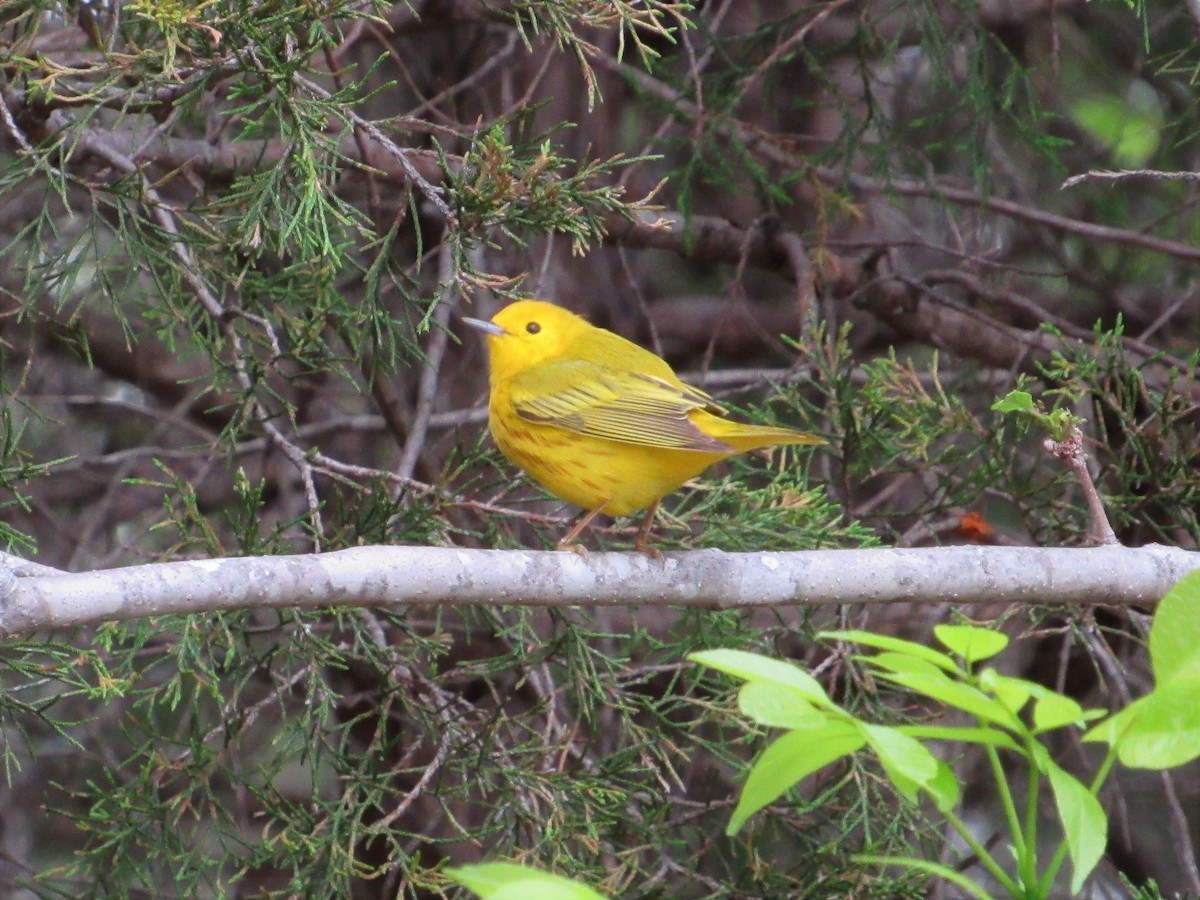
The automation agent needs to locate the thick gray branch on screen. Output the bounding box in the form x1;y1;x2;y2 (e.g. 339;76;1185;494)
2;545;1197;637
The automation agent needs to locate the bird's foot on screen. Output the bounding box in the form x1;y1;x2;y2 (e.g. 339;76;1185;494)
631;502;663;559
633;537;663;560
557;539;590;559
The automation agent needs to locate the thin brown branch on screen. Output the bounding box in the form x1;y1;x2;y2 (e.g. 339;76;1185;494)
396;246;459;484
595;54;1200;264
1044;431;1120;547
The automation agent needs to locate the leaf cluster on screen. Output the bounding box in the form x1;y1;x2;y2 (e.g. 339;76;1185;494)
690;570;1200;898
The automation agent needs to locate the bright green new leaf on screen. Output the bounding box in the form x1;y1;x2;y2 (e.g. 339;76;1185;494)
860;724;940;785
980;670;1096;732
979;668;1031;717
861;723;958;811
737;680;825;729
1107;676;1200;769
446;862;608;900
1085;573;1200;763
898;725;1021;753
689;649;831;706
818;630;959;674
1033;749;1107;894
727;721;865;835
991;390;1035;414
1149;570;1200;685
1082;699;1140;747
875;762;920;806
865;748;959;813
924;757;962;813
490;886;601;900
864;651;947;679
873;669;1022;731
934;625;1008;665
1032;693;1086;733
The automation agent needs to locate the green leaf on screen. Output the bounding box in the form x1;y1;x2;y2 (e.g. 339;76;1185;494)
1149;570;1200;685
1034;750;1107;894
866;752;958;813
981;670;1087;732
873;669;1023;731
863;651;946;679
490;887;599;900
1107;676;1200;769
979;668;1030;717
991;390;1034;414
689;649;832;706
1085;574;1200;766
934;625;1008;664
924;757;962;813
860;724;939;785
897;725;1021;753
1081;700;1140;747
445;863;608;900
737;681;824;729
727;721;865;835
1032;693;1086;733
861;723;959;811
818;630;960;674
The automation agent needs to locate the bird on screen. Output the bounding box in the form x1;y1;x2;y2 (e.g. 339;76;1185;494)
461;300;823;555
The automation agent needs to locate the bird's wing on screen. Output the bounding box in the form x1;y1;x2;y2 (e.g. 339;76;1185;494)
507;358;734;453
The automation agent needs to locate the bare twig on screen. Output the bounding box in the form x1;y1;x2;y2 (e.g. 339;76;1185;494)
396;245;459;484
1044;430;1120;546
776;230;816;320
1063;168;1200;189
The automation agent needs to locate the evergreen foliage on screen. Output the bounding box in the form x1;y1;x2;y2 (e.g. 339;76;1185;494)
0;0;1198;896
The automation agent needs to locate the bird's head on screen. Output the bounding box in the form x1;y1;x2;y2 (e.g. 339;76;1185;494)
461;300;592;383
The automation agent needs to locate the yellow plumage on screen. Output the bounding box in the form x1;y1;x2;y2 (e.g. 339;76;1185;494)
463;300;822;553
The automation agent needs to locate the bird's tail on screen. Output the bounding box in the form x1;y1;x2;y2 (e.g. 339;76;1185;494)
710;420;824;453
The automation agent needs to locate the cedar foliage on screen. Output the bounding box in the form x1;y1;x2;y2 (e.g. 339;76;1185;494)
0;1;1198;896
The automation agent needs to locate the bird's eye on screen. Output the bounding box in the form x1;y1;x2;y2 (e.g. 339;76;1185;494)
526;322;541;334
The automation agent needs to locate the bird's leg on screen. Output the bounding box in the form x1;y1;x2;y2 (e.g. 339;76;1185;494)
557;506;607;557
632;501;663;559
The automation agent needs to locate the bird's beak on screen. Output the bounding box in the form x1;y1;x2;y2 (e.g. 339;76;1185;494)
460;316;507;337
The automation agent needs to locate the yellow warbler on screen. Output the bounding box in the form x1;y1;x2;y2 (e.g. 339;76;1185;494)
463;300;822;554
